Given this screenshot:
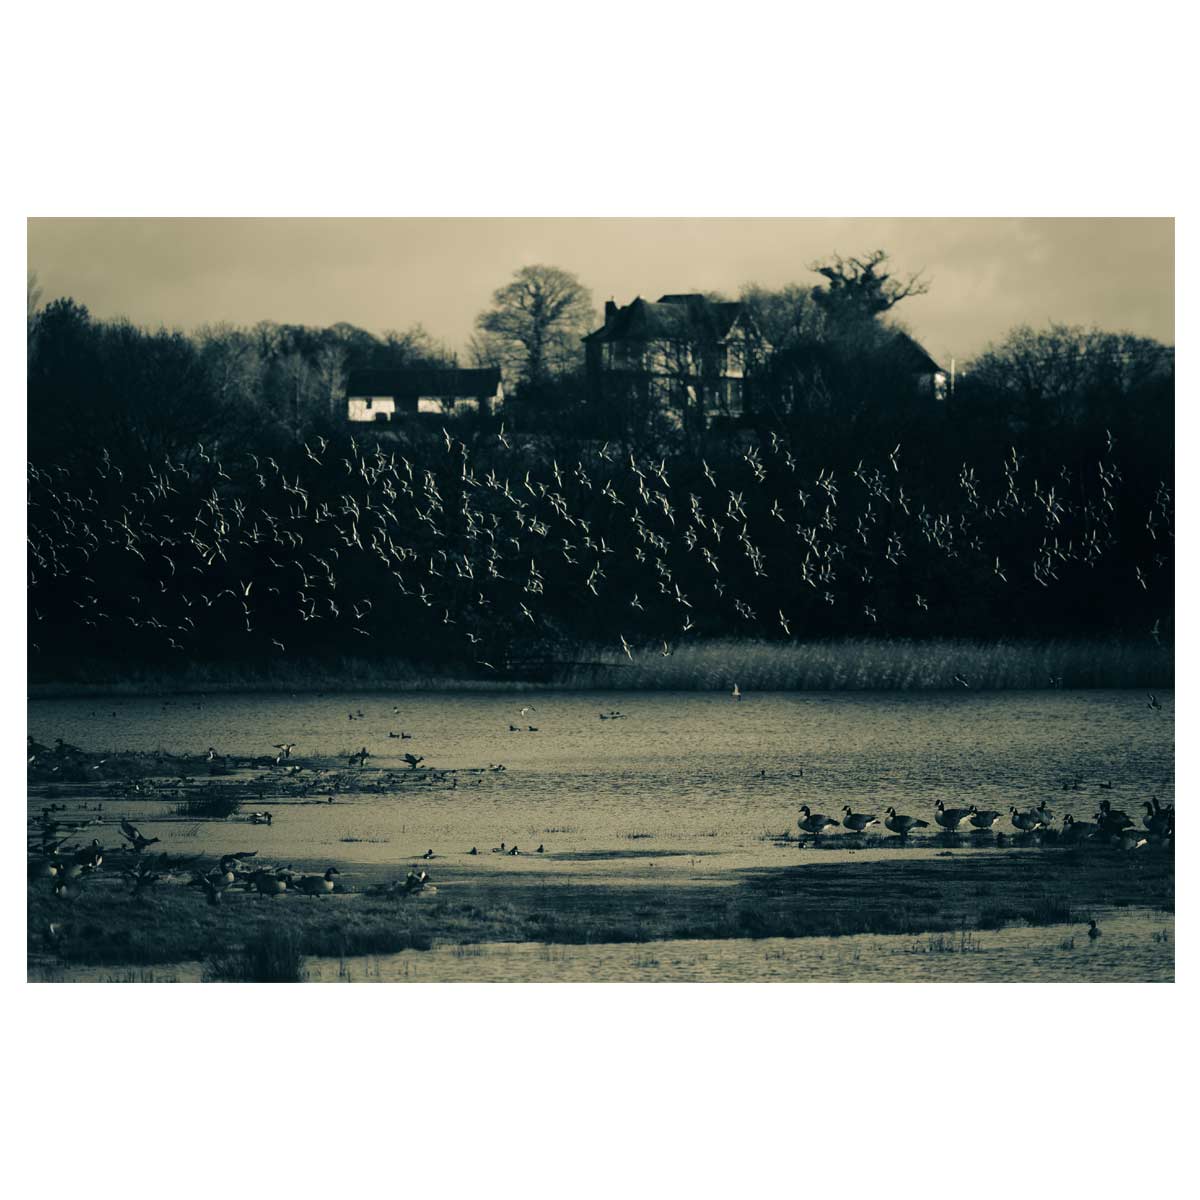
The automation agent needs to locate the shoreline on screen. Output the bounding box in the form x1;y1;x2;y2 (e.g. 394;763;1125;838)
27;636;1174;698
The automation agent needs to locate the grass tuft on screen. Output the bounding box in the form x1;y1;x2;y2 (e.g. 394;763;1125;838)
206;926;307;983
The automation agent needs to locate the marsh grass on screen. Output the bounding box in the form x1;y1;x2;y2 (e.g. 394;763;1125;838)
29;637;1172;695
977;895;1073;930
206;926;307;983
29;838;1172;970
174;792;241;820
904;930;982;954
553;637;1172;691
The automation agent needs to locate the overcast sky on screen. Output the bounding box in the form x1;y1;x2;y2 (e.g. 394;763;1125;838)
27;218;1174;364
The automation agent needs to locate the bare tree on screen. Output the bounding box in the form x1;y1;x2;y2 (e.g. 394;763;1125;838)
475;264;594;388
27;269;44;321
314;342;348;420
810;249;929;316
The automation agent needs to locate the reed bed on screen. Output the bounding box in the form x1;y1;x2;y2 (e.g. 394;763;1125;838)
30;637;1171;696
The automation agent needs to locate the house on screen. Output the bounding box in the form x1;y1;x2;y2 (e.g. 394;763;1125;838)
882;331;949;400
346;368;503;422
583;294;764;428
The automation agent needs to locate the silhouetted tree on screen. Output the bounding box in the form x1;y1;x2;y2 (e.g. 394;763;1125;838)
475;264;594;391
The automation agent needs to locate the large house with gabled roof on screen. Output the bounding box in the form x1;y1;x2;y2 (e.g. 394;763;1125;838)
583;293;763;430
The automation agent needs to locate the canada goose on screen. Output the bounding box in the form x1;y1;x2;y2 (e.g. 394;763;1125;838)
124;829;161;853
1147;693;1162;710
841;806;879;833
297;867;340;896
1115;827;1149;851
73;839;104;870
535;844;545;853
508;845;520;855
1087;919;1101;939
967;805;1002;830
934;800;972;832
1034;801;1055;829
1141;801;1171;836
272;743;296;758
492;843;506;853
402;869;430;895
797;805;838;835
194;872;230;905
403;753;424;769
422;849;434;860
1097;800;1133;833
1062;814;1101;842
883;808;929;838
249;811;274;826
28;854;62;882
122;859;162;898
1009;807;1042;833
251;870;287;896
468;847;478;855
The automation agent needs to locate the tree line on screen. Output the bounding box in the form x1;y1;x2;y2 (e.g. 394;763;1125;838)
25;255;1173;663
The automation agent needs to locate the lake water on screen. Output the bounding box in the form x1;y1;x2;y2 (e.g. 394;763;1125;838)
28;689;1175;870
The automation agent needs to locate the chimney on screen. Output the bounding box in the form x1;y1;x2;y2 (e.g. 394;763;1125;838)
605;299;618;325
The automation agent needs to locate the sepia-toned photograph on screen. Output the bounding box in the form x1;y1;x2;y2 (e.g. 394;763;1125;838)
10;7;1192;1199
25;216;1174;983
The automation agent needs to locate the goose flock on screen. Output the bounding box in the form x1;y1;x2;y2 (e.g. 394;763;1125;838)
796;794;1174;845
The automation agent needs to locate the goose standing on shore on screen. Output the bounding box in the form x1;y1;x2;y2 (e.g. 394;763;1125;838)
1062;814;1101;842
841;806;879;833
1009;807;1043;833
934;800;972;832
883;808;929;838
798;805;838;836
1097;799;1133;834
967;805;1002;830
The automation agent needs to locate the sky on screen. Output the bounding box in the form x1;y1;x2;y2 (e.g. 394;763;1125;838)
26;218;1174;365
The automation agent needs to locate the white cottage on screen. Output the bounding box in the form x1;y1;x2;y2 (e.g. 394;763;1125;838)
346;368;504;422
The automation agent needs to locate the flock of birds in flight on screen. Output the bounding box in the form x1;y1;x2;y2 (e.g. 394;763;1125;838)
26;426;1171;665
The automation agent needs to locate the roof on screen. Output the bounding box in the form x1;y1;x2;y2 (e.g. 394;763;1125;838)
584;294;746;344
884;332;943;375
346;368;502;398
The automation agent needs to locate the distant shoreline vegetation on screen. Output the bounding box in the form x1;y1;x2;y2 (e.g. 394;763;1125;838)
26;637;1172;697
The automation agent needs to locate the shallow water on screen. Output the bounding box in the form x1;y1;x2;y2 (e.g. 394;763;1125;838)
31;908;1173;983
28;689;1175;871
